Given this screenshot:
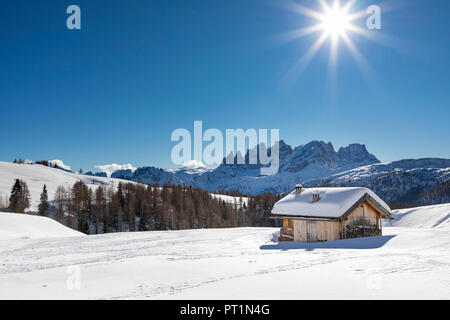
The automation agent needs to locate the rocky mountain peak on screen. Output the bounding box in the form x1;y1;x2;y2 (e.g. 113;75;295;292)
336;143;380;167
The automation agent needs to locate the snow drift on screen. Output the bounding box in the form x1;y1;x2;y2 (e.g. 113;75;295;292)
388;203;450;229
0;212;84;240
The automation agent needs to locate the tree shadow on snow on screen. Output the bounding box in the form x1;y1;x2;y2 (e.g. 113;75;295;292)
260;235;397;251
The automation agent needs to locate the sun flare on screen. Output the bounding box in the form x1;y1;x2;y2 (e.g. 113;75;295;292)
278;0;377;83
320;5;351;39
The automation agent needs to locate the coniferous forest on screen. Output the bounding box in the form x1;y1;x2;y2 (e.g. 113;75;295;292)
5;178;281;235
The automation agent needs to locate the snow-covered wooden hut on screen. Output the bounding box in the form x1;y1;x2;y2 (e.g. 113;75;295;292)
270;185;392;242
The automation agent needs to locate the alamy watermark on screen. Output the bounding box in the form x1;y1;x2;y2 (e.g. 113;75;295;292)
171;121;280;176
66;265;81;290
65;3;382;31
66;5;81;30
367;5;382;30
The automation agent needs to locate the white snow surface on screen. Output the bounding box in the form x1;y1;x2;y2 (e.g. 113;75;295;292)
387;203;450;229
272;187;391;218
0;203;449;299
0;212;84;240
210;193;248;207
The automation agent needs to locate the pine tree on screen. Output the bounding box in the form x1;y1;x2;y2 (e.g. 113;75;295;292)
38;185;49;216
9;179;30;213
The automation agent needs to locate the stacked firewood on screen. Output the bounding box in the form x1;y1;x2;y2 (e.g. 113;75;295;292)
345;224;381;238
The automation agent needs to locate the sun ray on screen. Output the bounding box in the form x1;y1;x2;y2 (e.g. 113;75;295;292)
293;32;329;73
346;24;409;52
346;9;368;22
271;24;326;46
328;32;340;68
318;0;332;14
341;0;356;13
287;2;325;21
301;32;329;63
283;32;329;88
340;32;375;82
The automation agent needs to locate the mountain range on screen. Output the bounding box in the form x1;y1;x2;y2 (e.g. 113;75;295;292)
87;140;450;206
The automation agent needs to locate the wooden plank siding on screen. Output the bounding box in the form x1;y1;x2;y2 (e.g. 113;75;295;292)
293;220;341;242
343;201;381;228
293;220;307;242
282;200;385;242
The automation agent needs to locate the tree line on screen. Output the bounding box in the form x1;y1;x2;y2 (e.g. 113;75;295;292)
2;179;281;235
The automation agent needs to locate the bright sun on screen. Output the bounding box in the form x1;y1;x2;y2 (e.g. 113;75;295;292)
277;0;376;82
320;6;351;38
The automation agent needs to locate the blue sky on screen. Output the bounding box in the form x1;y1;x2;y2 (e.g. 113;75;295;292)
0;0;449;172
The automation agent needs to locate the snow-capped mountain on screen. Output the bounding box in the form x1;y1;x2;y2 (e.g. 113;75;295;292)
172;140;382;194
112;167;183;185
304;158;450;206
105;140;370;192
84;140;449;205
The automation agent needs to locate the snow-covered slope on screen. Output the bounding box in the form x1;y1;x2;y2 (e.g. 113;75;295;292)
0;161;131;211
0;161;246;212
0;212;84;240
387;203;450;229
210;193;248;206
0;203;449;299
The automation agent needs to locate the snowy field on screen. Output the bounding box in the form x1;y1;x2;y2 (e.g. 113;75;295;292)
0;203;449;300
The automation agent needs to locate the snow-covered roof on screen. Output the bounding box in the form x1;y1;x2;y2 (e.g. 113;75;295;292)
272;187;391;220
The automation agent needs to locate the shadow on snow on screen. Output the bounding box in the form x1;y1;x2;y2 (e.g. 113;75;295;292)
260;235;397;251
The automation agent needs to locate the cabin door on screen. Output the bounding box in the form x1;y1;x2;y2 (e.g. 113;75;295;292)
306;221;317;242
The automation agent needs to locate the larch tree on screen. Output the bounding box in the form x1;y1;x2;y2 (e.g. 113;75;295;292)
54;186;66;222
71;181;90;234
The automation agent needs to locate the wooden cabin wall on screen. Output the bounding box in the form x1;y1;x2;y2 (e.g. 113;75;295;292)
293;220;341;242
293;220;306;242
316;221;341;241
343;202;381;228
342;201;383;238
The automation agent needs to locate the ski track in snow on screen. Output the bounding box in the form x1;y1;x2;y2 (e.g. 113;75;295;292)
1;224;449;299
1;204;450;299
